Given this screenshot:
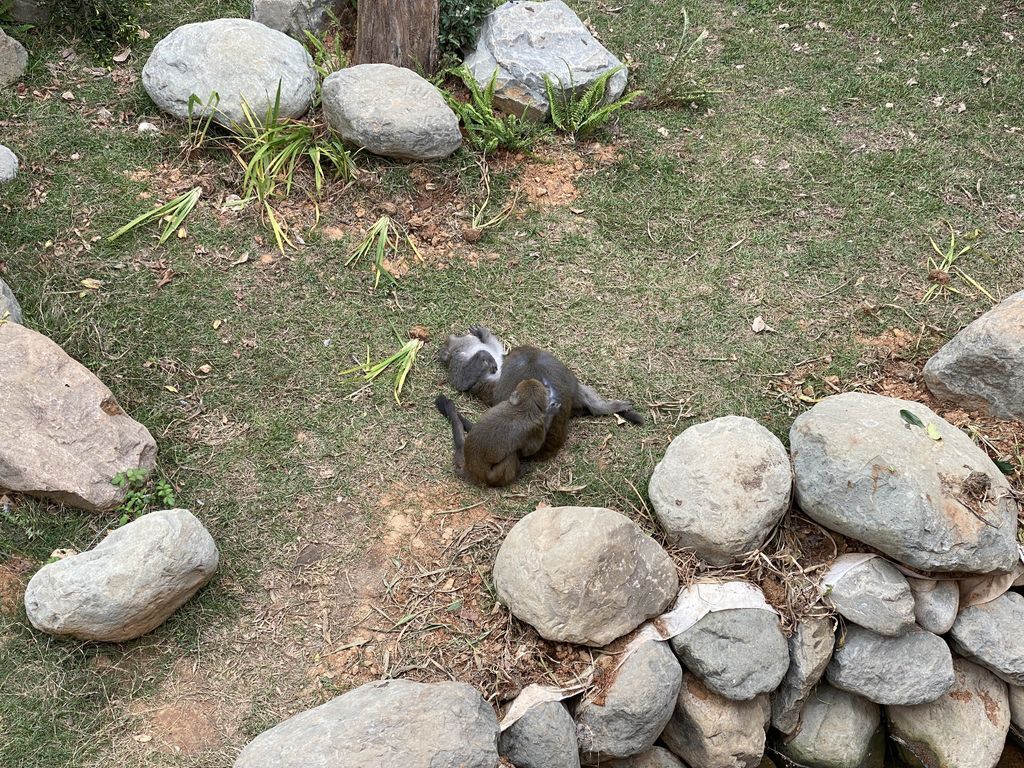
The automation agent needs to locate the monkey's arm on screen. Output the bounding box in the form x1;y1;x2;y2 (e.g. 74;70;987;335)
518;421;548;458
452;350;497;391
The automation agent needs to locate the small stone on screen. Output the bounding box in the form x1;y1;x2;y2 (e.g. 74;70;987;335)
771;617;836;735
233;679;499;768
779;684;881;768
648;416;792;565
24;509;218;641
660;672;769;768
251;0;341;37
0;144;18;182
576;640;682;762
826;625;954;705
949;591;1024;686
322;64;461;161
603;747;686;768
492;506;678;646
924;291;1024;419
828;558;916;636
0;29;28;87
138;121;160;134
908;578;959;635
0;276;23;324
888;657;1009;768
499;701;578;768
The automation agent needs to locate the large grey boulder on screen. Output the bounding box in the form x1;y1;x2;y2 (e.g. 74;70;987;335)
0;276;22;324
0;144;18;182
648;416;792;565
0;322;157;511
924;291;1024;419
0;29;27;87
827;558;916;636
322;64;461;160
779;684;881;768
949;591;1024;685
826;625;954;705
771;617;835;735
142;19;316;127
24;509;218;641
790;393;1019;573
888;657;1009;768
234;679;499;767
576;640;682;763
251;0;341;37
463;0;628;120
669;607;789;701
499;701;578;768
493;506;678;646
660;672;769;768
605;747;686;768
8;0;48;24
908;578;960;635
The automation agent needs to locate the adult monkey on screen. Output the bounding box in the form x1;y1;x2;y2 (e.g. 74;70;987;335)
439;325;643;460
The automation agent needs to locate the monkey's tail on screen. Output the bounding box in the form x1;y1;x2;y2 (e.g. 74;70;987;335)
435;395;466;451
577;384;645;425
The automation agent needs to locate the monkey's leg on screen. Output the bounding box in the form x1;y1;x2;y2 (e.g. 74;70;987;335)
486;455;521;487
468;324;499;344
576;384;644;425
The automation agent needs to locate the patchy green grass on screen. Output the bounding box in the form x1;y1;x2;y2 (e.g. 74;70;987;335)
1;0;1022;765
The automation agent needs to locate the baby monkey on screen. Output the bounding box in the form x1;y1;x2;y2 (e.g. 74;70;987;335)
435;378;554;487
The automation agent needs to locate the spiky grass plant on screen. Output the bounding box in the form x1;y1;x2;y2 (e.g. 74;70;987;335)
184;91;220;154
345;216;421;288
635;7;714;110
444;67;546;153
342;336;425;404
108;187;202;244
921;222;995;304
544;65;640;140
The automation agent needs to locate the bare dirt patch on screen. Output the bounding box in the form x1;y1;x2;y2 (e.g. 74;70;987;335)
0;553;34;614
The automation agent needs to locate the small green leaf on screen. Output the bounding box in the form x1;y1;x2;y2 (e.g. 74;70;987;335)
899;409;925;428
926;423;942;441
994;459;1016;475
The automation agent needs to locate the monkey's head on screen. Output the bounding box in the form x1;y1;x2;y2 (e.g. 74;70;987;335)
509;378;548;412
442;334;498;391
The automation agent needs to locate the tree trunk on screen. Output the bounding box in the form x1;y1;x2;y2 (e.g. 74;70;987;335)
355;0;440;75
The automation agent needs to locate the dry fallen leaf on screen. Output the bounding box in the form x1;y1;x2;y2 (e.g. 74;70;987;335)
165;385;178;393
197;364;213;375
80;278;103;290
212;319;223;330
752;315;767;333
61;91;75;101
112;49;131;63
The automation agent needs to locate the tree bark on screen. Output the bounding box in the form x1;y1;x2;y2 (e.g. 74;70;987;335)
355;0;440;75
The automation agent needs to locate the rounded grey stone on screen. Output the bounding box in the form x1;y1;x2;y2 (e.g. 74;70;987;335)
493;506;678;647
499;701;579;768
780;683;880;768
577;640;682;762
828;558;916;636
251;0;338;37
0;144;18;182
790;392;1019;573
603;747;686;768
0;29;27;87
908;578;959;635
142;18;316;127
0;276;22;324
648;415;792;566
826;625;954;705
322;64;461;160
771;616;836;735
24;509;218;641
949;591;1024;686
235;680;498;767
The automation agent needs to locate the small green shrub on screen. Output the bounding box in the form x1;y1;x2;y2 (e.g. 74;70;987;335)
444;67;545;153
112;468;176;526
53;0;149;55
544;65;639;140
439;0;496;57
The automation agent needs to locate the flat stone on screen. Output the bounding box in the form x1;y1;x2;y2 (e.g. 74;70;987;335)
771;617;836;735
648;416;792;565
888;657;1009;768
828;558;916;636
826;625;954;705
142;18;316;127
251;0;341;37
24;509;218;641
493;506;678;646
780;683;881;768
950;592;1024;686
790;392;1019;573
322;64;461;160
924;291;1024;419
234;679;499;768
670;606;789;701
0;29;28;87
908;578;959;635
577;640;682;762
0;322;157;511
0;276;22;324
0;144;18;182
499;701;578;768
604;747;686;768
463;0;627;119
660;672;769;768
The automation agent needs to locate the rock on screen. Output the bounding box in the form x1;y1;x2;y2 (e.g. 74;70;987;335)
142;19;316;127
8;0;49;25
908;578;959;635
234;679;498;767
771;617;836;735
251;0;340;37
322;64;461;160
604;747;687;768
827;558;916;636
0;276;22;324
670;605;789;701
0;29;28;87
0;144;18;182
0;323;157;511
463;0;627;120
826;624;954;705
924;291;1024;419
790;392;1019;573
949;591;1024;686
779;684;881;768
648;416;792;565
888;657;1009;768
660;672;769;768
499;701;579;768
492;506;678;646
1009;684;1024;731
577;640;682;762
24;509;218;641
137;121;160;134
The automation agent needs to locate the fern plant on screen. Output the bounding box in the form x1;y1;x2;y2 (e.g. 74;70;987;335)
444;67;546;153
544;65;639;140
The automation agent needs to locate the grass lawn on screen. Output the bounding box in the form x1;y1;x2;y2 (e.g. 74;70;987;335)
1;0;1022;765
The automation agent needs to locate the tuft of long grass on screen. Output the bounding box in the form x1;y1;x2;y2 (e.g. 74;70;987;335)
921;222;995;305
107;187;202;244
634;7;715;111
342;337;424;404
345;216;421;288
